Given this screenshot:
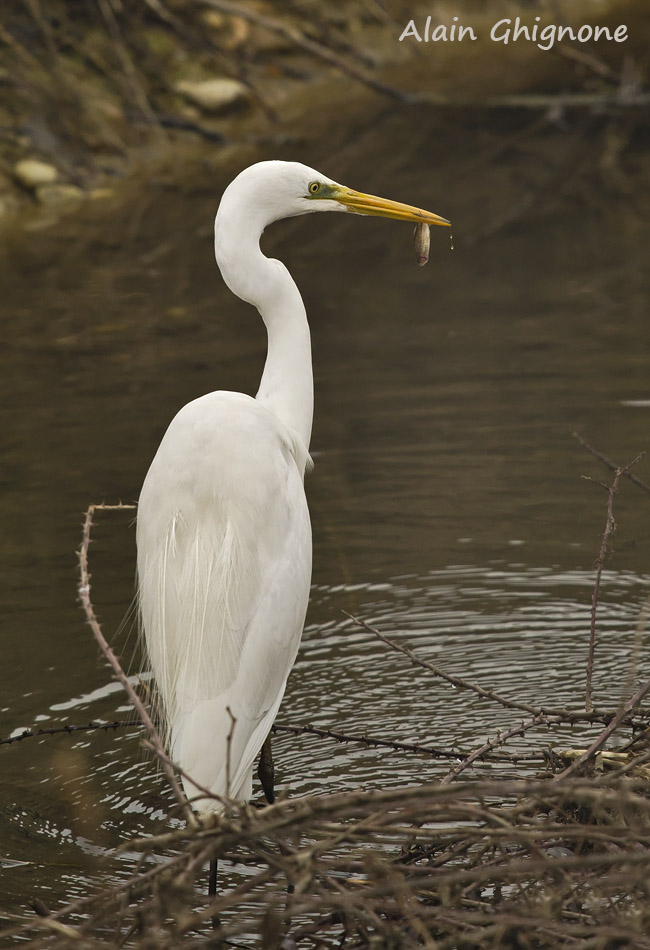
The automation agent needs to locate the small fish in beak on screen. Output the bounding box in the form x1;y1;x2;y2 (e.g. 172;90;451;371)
414;223;430;267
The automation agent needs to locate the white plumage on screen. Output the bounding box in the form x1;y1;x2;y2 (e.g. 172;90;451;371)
137;393;311;805
136;161;449;813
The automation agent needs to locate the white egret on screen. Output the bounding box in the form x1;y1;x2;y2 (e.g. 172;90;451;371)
136;161;449;827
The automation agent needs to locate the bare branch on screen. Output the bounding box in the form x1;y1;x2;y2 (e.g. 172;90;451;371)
555;673;650;780
343;611;628;725
573;432;650;496
585;452;644;711
78;502;197;827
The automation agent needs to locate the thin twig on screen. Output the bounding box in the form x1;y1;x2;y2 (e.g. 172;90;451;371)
554;673;650;780
270;722;536;763
343;611;626;725
0;718;546;763
139;737;225;813
0;720;136;745
585;452;644;711
573;433;650;496
440;715;548;784
78;502;196;827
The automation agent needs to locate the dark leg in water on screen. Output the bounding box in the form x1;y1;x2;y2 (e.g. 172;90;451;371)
258;735;293;925
209;858;219;930
258;732;275;804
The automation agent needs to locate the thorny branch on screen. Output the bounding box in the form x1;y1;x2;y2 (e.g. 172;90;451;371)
78;502;197;827
343;610;633;725
555;672;650;780
573;432;650;496
440;714;548;784
583;453;644;711
0;719;549;766
7;775;650;948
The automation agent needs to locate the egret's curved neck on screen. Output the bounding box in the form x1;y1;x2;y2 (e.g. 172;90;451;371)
215;208;313;450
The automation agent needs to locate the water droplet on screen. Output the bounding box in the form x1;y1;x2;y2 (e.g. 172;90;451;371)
449;231;455;251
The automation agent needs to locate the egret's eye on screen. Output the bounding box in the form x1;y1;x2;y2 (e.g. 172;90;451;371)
308;182;320;195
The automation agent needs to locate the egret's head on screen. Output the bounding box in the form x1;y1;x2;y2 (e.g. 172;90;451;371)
218;160;450;230
302;171;450;229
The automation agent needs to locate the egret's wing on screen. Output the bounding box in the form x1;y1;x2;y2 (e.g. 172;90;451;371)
137;391;311;807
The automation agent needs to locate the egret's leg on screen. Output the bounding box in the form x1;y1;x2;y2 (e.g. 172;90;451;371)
257;733;275;804
208;858;219;930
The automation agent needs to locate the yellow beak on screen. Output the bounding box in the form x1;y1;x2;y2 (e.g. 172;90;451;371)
332;185;450;227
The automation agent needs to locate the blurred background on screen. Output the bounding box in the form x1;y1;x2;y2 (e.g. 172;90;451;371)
1;0;649;925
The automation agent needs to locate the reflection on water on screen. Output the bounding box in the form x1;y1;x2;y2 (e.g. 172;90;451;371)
1;102;650;916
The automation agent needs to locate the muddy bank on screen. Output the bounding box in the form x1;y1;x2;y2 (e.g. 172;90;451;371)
0;0;648;231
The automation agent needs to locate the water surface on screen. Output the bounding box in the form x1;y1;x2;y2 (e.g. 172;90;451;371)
1;102;649;918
